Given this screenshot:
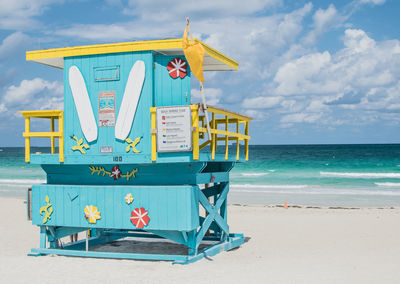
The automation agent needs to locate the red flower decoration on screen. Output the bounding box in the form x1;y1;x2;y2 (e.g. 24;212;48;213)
167;58;187;79
130;207;150;229
110;165;121;180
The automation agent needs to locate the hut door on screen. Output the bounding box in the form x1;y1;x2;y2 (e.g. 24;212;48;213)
153;55;191;107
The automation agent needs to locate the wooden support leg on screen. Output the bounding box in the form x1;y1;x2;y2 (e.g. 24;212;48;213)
40;226;47;249
195;184;230;249
47;226;59;248
187;230;197;256
86;230;89;251
219;182;229;241
213;183;220;236
205;183;211;236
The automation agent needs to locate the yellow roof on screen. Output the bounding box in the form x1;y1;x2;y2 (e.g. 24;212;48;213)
26;38;238;71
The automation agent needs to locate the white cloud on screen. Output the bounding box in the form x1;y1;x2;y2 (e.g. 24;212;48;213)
122;0;282;18
306;100;329;112
0;103;6;112
303;4;342;45
279;99;305;114
274;51;332;95
0;32;29;60
0;0;397;141
273;28;400;98
237;27;400;129
357;70;393;87
359;0;386;5
200;4;312;75
313;4;338;31
0;0;62;30
191;88;223;106
357;82;400;112
343;29;375;52
54;3;312;80
2;78;63;110
55;0;283;41
272;3;313;48
55;23;144;41
104;0;122;5
281;112;323;124
242;96;282;109
244;109;268;121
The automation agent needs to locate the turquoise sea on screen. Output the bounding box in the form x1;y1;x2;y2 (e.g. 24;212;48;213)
1;145;400;206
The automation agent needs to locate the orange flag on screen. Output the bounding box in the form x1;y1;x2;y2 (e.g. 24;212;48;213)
182;26;205;82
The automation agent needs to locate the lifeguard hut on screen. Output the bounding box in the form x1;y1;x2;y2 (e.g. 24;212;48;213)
21;34;251;264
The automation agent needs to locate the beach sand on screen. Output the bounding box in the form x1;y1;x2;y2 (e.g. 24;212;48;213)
1;197;399;283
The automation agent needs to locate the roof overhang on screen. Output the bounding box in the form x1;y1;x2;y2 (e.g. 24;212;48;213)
26;38;238;71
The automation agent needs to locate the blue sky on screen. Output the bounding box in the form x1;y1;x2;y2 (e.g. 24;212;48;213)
0;0;399;146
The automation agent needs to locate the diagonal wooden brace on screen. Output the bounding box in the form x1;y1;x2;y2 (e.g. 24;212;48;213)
196;183;229;247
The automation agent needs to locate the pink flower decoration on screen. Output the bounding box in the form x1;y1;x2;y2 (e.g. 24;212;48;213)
110;165;121;180
167;58;187;79
130;207;150;229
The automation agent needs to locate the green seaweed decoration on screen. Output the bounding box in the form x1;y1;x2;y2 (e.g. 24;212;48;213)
89;165;138;181
89;166;111;176
39;195;53;224
70;135;90;154
123;168;139;181
125;136;142;153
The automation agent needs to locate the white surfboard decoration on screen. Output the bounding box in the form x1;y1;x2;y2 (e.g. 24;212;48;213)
115;60;145;140
68;66;98;142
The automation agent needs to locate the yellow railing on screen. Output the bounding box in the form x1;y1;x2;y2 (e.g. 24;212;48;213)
19;110;64;163
150;104;251;161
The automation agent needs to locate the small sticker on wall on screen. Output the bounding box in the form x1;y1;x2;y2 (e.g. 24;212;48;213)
100;146;113;153
98;91;116;127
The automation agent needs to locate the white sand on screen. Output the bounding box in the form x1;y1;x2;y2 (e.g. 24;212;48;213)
1;197;399;283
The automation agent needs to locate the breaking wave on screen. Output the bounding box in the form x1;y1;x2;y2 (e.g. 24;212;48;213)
240;173;270;177
231;184;400;196
320;172;400;178
231;184;307;189
0;178;45;184
375;182;400;187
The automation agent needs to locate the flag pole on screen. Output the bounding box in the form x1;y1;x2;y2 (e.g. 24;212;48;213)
200;82;212;140
185;18;212;140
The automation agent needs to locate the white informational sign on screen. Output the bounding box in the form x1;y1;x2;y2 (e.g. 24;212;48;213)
156;106;192;152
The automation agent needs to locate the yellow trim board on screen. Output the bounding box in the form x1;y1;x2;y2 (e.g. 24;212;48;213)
206;106;252;122
26;38;238;71
20;110;63;118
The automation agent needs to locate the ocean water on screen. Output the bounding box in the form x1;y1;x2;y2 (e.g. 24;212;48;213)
231;144;400;206
1;145;400;206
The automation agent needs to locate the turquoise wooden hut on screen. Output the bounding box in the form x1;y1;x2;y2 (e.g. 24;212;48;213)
21;37;251;264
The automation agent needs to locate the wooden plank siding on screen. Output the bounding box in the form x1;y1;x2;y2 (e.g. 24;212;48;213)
32;184;199;231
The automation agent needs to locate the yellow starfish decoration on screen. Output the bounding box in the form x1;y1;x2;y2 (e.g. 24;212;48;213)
84;205;101;224
39;195;53;224
71;135;89;154
125;137;142;153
